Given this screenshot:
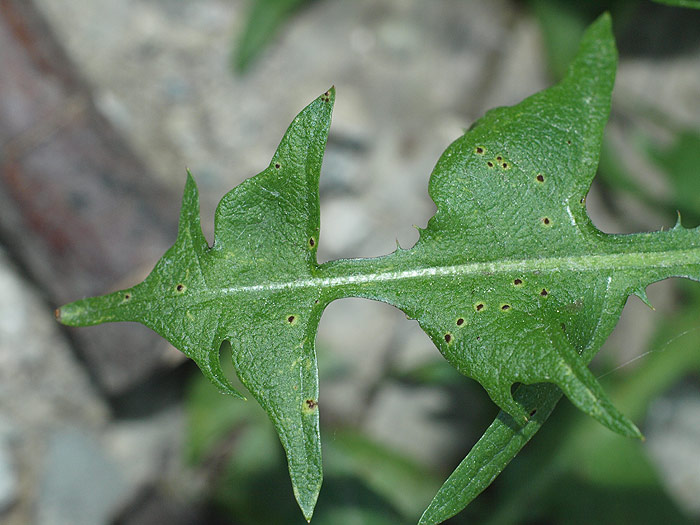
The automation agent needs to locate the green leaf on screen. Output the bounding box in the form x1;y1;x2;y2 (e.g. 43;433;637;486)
473;285;700;525
57;13;700;523
646;131;700;214
417;15;700;524
324;13;653;439
597;126;700;226
233;0;312;73
324;430;442;519
59;87;335;521
531;0;591;80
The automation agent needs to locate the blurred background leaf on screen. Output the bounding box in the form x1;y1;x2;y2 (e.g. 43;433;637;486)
233;0;316;73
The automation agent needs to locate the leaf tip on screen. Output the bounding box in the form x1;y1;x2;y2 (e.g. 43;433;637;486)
212;375;247;400
569;11;616;81
225;387;247;401
297;490;320;524
54;300;83;326
607;416;643;440
319;86;335;105
673;210;683;230
591;11;613;34
183;169;198;193
633;287;655;310
625;421;644;441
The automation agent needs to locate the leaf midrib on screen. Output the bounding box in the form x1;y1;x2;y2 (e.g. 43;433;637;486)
208;245;700;296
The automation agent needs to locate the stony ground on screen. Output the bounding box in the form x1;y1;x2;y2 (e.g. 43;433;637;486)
2;0;700;523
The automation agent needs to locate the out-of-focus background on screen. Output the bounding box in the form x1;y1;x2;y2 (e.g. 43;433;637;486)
1;0;700;523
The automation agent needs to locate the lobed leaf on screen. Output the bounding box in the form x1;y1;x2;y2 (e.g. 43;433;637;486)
56;13;700;523
59;88;335;520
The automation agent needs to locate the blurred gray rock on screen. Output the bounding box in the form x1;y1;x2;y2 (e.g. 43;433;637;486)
646;384;700;517
0;2;181;394
37;428;127;525
0;248;107;427
104;408;185;501
0;246;188;524
0;418;18;513
0;245;106;523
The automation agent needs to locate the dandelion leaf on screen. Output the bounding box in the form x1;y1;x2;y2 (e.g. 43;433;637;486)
57;15;700;523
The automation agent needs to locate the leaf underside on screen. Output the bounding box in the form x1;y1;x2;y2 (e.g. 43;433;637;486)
57;13;700;524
